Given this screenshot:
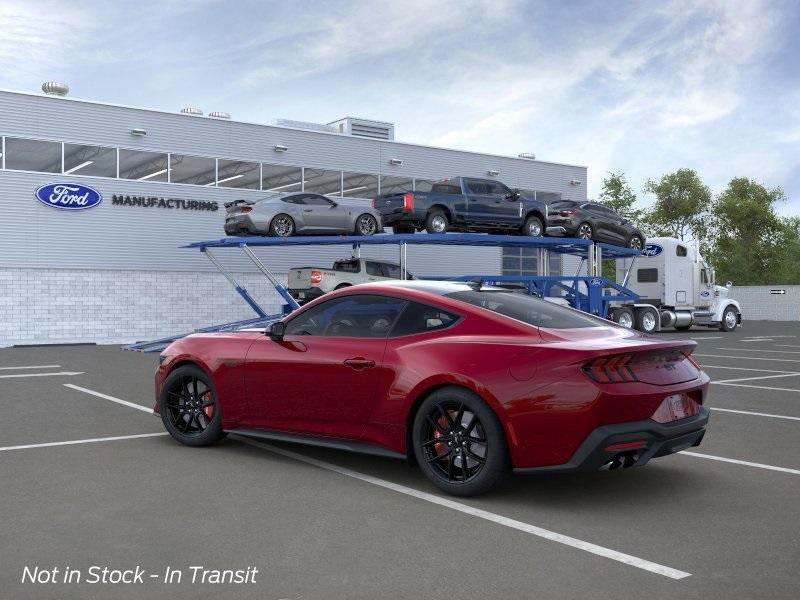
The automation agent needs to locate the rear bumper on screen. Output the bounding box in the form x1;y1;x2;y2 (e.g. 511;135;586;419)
224;215;266;236
513;407;710;474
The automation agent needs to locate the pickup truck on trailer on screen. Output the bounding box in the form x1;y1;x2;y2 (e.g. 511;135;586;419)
372;177;551;236
287;258;413;303
611;236;742;333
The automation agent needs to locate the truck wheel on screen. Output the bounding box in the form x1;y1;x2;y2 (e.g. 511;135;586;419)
634;307;658;333
612;307;634;329
522;215;543;237
425;210;449;234
720;306;738;332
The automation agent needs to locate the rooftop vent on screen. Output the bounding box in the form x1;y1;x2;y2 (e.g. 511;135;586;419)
328;117;394;141
180;106;203;116
271;119;338;134
42;82;69;96
208;111;231;119
518;152;536;160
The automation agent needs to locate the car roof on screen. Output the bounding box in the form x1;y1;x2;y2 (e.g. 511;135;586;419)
361;280;504;295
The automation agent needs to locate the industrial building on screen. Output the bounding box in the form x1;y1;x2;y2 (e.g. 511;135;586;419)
0;85;589;345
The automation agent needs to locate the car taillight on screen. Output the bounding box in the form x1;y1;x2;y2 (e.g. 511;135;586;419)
371;198;376;208
402;192;414;213
651;394;700;423
561;208;577;216
310;270;323;285
583;354;637;383
240;206;252;213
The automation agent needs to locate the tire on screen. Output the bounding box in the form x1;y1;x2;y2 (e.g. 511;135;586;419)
577;222;593;240
269;213;295;237
354;213;379;236
720;306;738;332
634;307;658;333
628;235;644;250
612;307;634;329
412;386;508;497
425;210;449;234
159;365;225;447
522;215;544;237
334;283;351;290
393;224;416;234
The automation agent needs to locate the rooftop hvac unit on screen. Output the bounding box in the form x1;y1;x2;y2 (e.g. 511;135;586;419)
208;111;231;119
328;117;395;141
518;152;536;160
42;82;69;96
180;106;203;116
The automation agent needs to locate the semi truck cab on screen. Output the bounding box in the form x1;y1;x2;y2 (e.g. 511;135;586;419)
612;237;742;333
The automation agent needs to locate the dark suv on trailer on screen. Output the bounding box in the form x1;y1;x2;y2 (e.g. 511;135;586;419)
372;177;549;236
547;200;645;249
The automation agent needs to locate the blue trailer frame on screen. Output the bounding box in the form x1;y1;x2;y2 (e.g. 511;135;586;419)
127;233;640;352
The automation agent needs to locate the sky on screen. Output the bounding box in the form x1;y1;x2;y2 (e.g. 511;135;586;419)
1;0;799;214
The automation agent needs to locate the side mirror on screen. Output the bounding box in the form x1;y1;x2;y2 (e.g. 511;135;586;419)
329;201;338;208
268;321;286;341
505;189;520;201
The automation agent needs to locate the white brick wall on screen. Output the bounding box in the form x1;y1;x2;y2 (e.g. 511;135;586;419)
1;268;287;346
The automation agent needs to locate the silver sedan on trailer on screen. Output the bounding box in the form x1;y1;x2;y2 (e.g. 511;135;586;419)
224;192;382;237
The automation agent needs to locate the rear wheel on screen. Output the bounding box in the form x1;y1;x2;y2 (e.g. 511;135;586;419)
635;307;658;333
159;365;225;447
269;214;295;237
425;210;449;234
577;222;593;240
612;307;634;329
628;235;644;250
522;215;544;237
412;387;508;496
720;306;738;332
355;213;379;236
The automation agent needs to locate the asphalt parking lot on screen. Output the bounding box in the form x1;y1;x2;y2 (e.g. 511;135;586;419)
1;321;799;600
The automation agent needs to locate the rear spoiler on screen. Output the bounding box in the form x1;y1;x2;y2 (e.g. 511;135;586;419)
224;199;257;210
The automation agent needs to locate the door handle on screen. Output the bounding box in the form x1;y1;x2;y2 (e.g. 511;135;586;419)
303;209;313;213
343;357;376;370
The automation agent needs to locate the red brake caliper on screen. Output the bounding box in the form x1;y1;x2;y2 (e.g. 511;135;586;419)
433;414;450;458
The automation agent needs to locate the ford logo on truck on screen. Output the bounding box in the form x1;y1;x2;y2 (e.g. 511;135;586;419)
35;183;103;210
641;244;663;257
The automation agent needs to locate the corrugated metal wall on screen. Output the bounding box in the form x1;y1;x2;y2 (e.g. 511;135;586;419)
0;89;588;277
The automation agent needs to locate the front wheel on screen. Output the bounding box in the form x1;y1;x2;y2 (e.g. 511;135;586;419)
412;387;508;496
522;215;543;237
160;365;225;447
354;213;379;236
577;222;593;240
720;307;738;332
628;235;644;250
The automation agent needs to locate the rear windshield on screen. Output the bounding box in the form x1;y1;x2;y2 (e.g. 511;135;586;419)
333;260;359;272
431;181;462;194
550;200;578;209
445;290;609;329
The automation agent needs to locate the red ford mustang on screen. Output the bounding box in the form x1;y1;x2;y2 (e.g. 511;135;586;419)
154;281;710;496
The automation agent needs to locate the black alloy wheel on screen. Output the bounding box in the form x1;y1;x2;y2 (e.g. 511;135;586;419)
270;214;295;237
160;365;225;446
577;222;593;240
355;214;379;236
413;387;507;496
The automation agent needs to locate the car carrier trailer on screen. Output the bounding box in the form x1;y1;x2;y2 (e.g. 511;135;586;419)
127;233;642;352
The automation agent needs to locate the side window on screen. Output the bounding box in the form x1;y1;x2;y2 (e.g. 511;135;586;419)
466;180;490;195
637;268;659;283
487;181;512;196
676;245;688;257
384;264;401;279
390;301;461;337
365;262;385;277
282;194;306;205
305;195;334;206
701;269;709;284
285;295;407;338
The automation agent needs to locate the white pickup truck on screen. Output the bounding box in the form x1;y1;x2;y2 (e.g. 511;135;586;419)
288;258;414;303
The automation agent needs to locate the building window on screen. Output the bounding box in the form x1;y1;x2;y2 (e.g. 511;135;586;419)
379;175;413;195
262;164;302;192
501;249;562;276
217;159;260;189
342;172;379;198
119;149;169;182
4;137;61;173
304;168;342;196
170;154;216;186
63;143;117;177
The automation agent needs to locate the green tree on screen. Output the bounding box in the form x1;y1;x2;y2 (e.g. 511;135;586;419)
598;171;640;220
774;217;800;284
708;177;785;285
642;169;711;242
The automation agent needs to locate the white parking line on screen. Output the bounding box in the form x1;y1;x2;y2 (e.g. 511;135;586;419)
710;407;800;421
713;373;800;384
696;354;800;363
711;382;800;393
715;348;800;355
0;364;61;370
0;371;84;379
681;451;800;475
739;339;773;343
239;438;691;580
0;432;168;453
702;365;799;373
63;384;153;413
743;335;796;339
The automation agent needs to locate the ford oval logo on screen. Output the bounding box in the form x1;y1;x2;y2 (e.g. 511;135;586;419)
588;277;604;287
641;244;663;257
35;183;103;210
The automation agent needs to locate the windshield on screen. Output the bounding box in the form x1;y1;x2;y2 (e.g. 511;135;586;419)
445;290;611;329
